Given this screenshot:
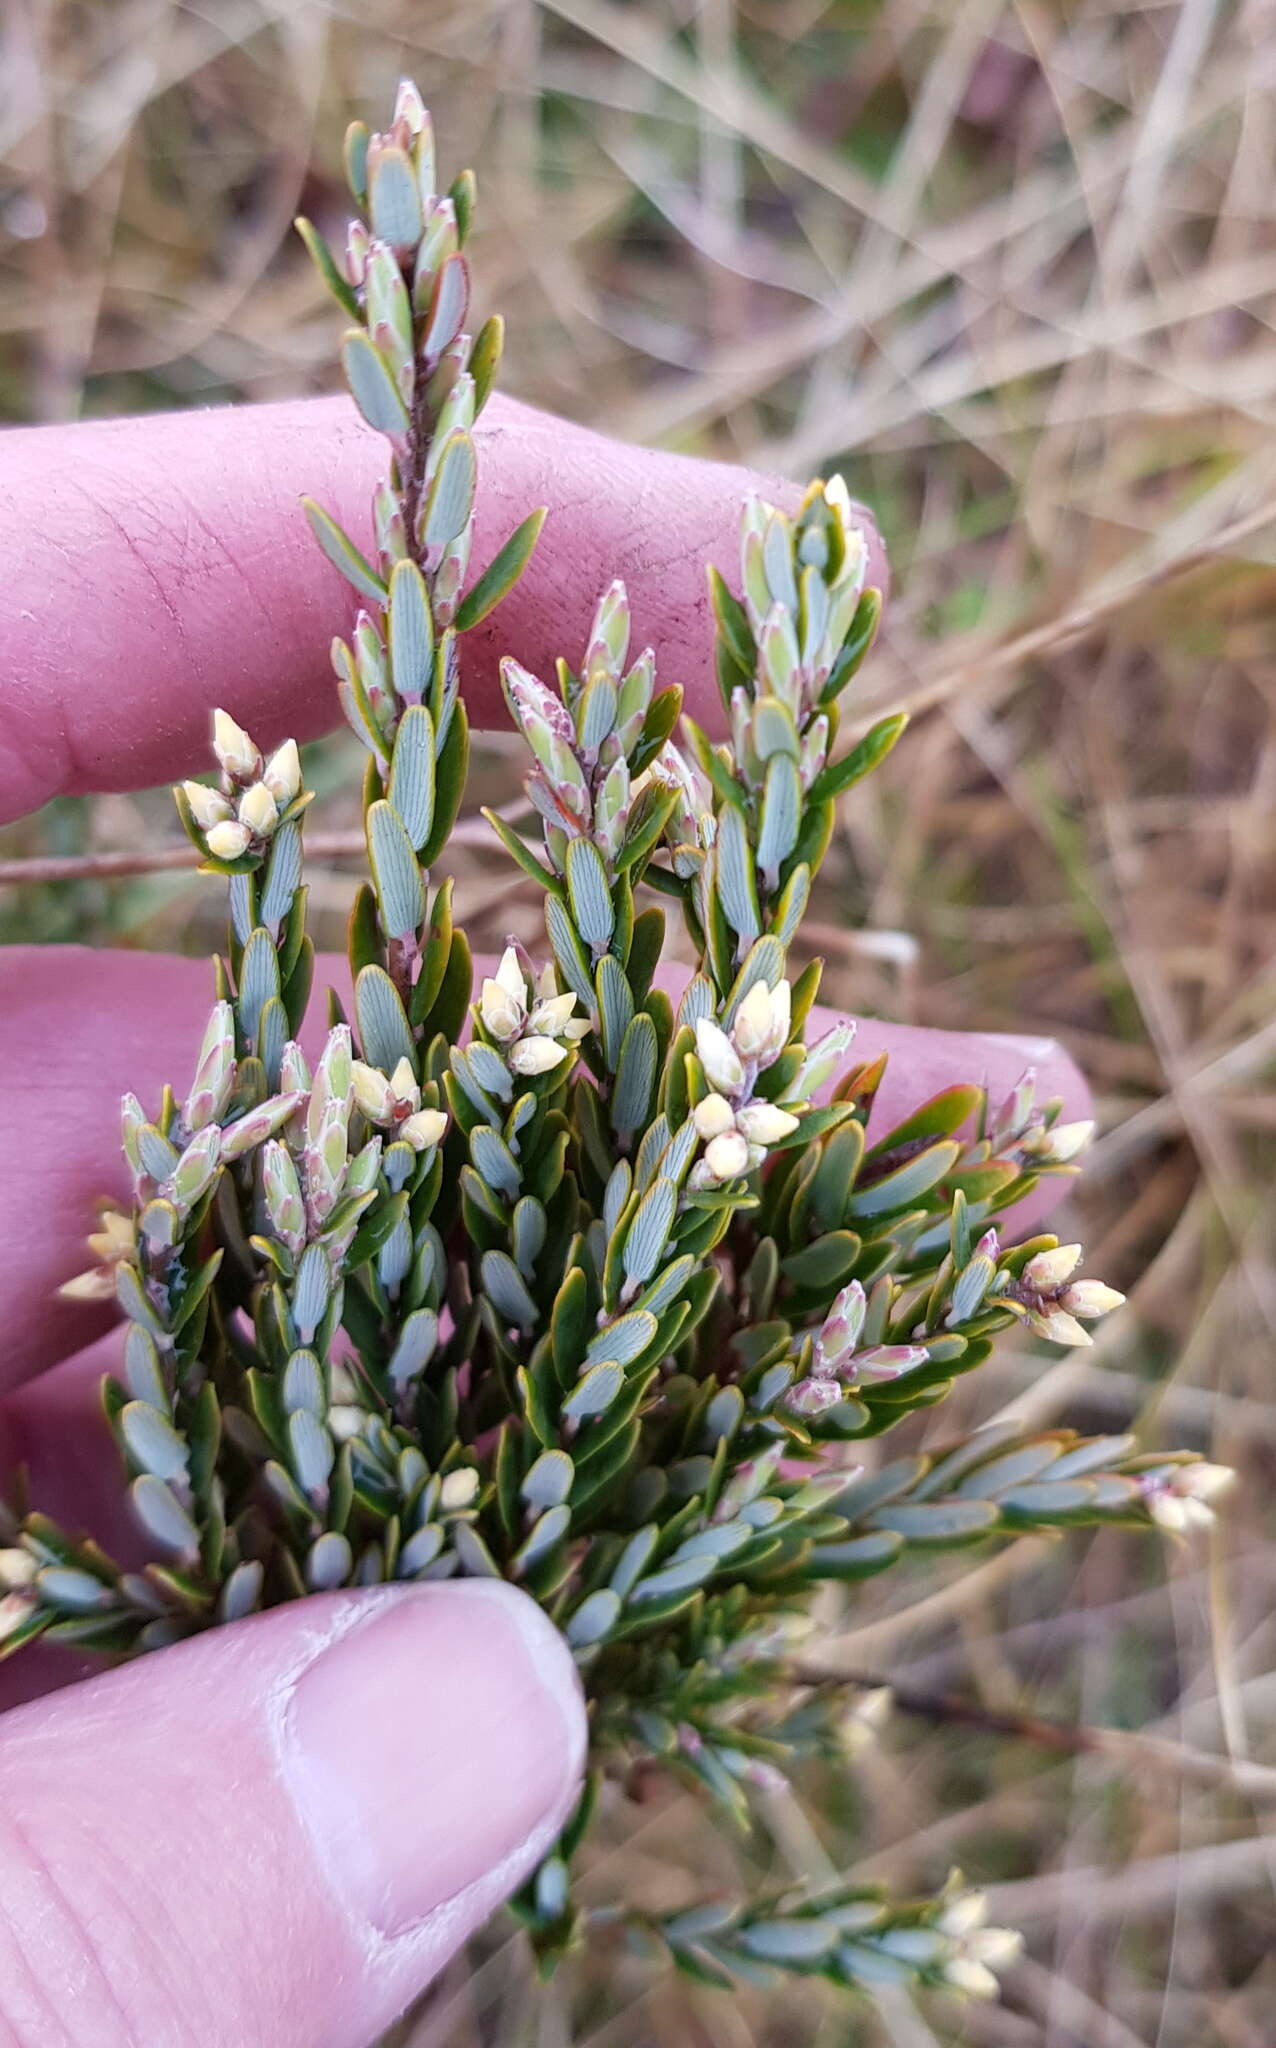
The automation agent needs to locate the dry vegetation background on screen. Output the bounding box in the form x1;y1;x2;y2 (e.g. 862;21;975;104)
3;0;1276;2041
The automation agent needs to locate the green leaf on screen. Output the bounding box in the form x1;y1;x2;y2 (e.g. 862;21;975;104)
387;704;436;851
808;711;907;804
355;964;415;1074
481;809;560;892
367;800;424;940
470;312;504;412
301;499;387;605
294;216;359;318
708;564;755;674
422;430;476;549
422;252;470;358
455;508;546;631
368;143;423;245
482;1249;539;1329
757;751;802;883
341;329;409;437
868;1499;999;1544
848;1140;960;1218
716;803;761;944
613;1013;658;1138
565;838;614;951
388;560;435;703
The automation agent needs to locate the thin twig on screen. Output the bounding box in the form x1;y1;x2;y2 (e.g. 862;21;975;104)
786;1663;1276;1804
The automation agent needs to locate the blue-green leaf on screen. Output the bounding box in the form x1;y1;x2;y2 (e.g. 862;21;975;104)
341;330;409;437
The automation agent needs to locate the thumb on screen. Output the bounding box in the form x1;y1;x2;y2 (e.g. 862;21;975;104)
0;1581;587;2048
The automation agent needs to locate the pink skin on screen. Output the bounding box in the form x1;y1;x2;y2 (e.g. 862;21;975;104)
0;396;1087;2043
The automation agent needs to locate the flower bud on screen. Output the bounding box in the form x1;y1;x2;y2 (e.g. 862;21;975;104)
205;819;252;861
704;1130;750;1182
527;992;581;1039
212;709;261;781
1041;1117;1094;1163
263;738;302;807
1021;1243;1083;1294
182;781;233;831
734;1101;799;1146
480;945;528;1042
388;1056;419;1107
1060;1279;1125;1320
1030;1306;1092;1347
400;1108;448;1152
695;1018;744;1095
351;1060;395;1124
509;1035;570;1077
238;781;279;838
0;1548;37;1591
786;1376;843;1417
692;1093;737;1141
440;1468;480;1512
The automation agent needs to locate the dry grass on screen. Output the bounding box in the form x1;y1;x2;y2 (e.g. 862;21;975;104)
3;1;1276;2040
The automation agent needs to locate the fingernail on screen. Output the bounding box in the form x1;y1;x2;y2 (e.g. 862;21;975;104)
282;1581;586;1939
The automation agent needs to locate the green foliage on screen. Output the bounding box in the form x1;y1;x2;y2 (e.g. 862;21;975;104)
0;77;1225;2018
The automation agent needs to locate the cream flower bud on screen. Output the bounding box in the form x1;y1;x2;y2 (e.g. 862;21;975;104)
944;1957;1001;1999
704;1130;750;1182
692;1092;737;1141
695;1018;744;1095
212;709;261;780
1031;1307;1092;1347
205;819;252;861
1060;1279;1125;1320
527;993;579;1038
1042;1117;1095;1162
182;781;233;831
1022;1243;1083;1293
439;1468;480;1511
480;980;524;1042
351;1060;394;1123
238;780;279;838
388;1056;419;1106
508;1035;570;1076
327;1404;365;1442
735;1101;800;1146
732;979;776;1060
263;737;302;807
0;1549;37;1590
400;1108;448;1152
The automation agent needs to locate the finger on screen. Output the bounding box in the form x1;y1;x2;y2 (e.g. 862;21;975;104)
0;1582;586;2048
0;945;1089;1392
0;395;887;824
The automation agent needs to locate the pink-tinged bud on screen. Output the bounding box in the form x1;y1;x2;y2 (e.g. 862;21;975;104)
1060;1279;1125;1320
508;1035;570;1077
704;1130;750;1182
735;1100;800;1146
212;709;260;781
185;1000;236;1131
237;781;279;838
170;1125;222;1210
262;1139;305;1253
0;1592;35;1645
205;820;252;861
786;1376;844;1417
1022;1243;1083;1294
182;781;233;832
813;1281;867;1371
400;1108;448;1152
975;1227;1001;1261
263;738;302;807
280;1040;312;1095
849;1343;929;1383
344;219;371;287
1140;1460;1233;1534
692;1093;737;1141
220;1091;307;1161
695;1018;744;1096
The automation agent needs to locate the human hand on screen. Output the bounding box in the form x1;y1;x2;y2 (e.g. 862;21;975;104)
0;395;1087;2044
